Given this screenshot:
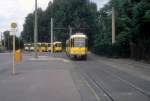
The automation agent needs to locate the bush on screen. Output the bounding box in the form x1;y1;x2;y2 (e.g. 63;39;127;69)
92;41;130;58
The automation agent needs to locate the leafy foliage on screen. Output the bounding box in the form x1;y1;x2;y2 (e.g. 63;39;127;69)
2;31;24;50
21;0;98;47
92;0;150;59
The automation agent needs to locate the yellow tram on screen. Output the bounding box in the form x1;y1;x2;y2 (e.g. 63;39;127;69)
24;42;63;53
30;43;35;51
47;43;52;52
41;43;47;52
24;43;31;51
37;43;41;52
53;41;63;52
66;33;88;60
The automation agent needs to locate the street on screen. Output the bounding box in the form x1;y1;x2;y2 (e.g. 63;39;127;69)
0;52;150;101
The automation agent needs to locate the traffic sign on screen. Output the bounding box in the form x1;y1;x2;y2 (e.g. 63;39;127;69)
11;22;17;28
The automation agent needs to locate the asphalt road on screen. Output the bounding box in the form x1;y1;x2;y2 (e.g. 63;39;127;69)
0;52;150;101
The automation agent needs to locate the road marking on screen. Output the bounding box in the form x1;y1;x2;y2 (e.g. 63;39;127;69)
29;57;70;63
49;57;70;63
81;75;101;101
63;59;70;63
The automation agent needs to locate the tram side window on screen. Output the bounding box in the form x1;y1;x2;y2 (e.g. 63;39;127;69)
70;40;72;47
66;42;67;48
68;40;70;47
72;39;74;47
71;39;72;47
71;39;73;47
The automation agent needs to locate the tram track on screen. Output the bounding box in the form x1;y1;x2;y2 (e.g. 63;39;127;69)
89;55;150;99
82;73;115;101
100;64;150;99
73;57;150;101
73;60;116;101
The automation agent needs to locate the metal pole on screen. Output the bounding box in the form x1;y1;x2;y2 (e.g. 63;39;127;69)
12;31;16;75
3;33;6;49
51;0;54;54
19;38;20;49
8;35;10;51
0;32;1;41
112;7;116;44
0;32;3;46
34;0;38;58
69;26;72;37
51;18;53;54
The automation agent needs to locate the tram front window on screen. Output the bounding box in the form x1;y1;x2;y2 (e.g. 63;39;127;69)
56;43;62;47
74;38;86;47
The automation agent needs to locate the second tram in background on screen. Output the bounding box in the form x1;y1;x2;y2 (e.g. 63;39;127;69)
66;33;88;60
53;41;62;52
24;42;63;52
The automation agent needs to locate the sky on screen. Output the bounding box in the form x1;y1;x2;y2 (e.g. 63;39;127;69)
0;0;109;36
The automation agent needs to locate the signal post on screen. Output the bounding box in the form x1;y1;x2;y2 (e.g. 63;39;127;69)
10;22;17;75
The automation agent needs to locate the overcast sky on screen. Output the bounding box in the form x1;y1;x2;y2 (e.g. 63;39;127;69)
0;0;109;36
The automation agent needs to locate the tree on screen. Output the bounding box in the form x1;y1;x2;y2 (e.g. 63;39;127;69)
93;0;150;59
21;13;34;43
21;0;98;48
131;0;150;59
3;31;24;50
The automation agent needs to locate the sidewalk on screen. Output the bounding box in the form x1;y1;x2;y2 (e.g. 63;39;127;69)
0;55;81;101
91;53;150;82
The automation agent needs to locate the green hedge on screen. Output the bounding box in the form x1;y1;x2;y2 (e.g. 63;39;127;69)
92;42;130;58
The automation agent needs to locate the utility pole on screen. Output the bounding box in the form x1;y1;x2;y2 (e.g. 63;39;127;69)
112;7;116;44
8;35;10;51
19;38;20;49
0;31;2;47
51;0;54;54
69;26;72;37
3;33;5;49
51;18;53;54
34;0;38;58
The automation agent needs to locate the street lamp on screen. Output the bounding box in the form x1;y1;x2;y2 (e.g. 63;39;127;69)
34;0;38;58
